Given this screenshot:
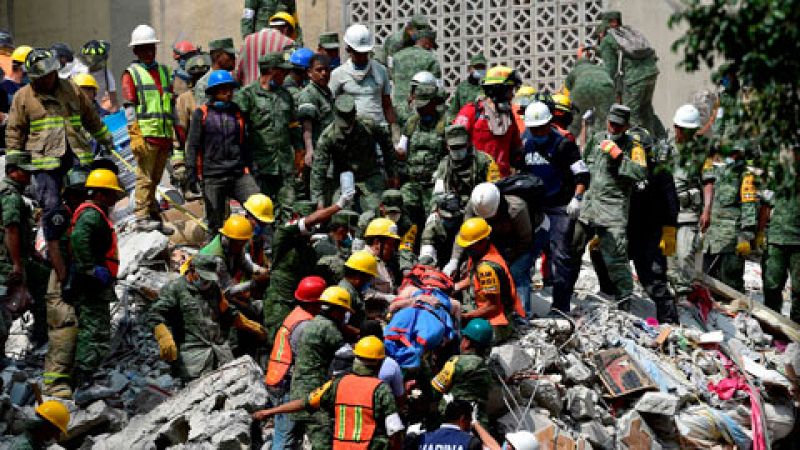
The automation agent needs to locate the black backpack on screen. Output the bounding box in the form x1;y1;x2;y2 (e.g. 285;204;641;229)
494;173;546;226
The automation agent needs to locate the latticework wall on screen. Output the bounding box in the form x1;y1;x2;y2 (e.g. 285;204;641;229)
343;0;606;93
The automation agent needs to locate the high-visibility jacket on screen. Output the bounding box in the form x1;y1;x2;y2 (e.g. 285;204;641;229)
264;306;313;387
333;374;382;450
126;63;174;138
469;244;524;326
71;202;119;278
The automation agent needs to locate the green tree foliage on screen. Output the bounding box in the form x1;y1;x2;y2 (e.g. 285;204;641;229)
669;0;800;170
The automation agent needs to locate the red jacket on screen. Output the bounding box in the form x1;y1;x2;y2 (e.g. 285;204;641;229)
454;100;522;178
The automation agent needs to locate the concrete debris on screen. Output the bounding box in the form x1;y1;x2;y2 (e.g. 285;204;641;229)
579;420;614;450
66;400;127;441
562;353;593;385
490;343;534;378
616;410;662;450
117;230;170;279
634;391;680;416
519;379;563;416
566;385;596;420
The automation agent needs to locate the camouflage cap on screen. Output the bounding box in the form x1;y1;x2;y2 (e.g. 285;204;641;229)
608;103;631;125
331;209;360;228
208;38;235;55
334;94;357;127
191;254;220;282
381;189;404;212
414;84;439;109
445;124;470;148
416;29;437;43
258;51;293;70
5;152;36;172
318;32;340;50
293;200;318;217
409;14;430;29
436;193;463;219
602;10;622;22
469;52;487;67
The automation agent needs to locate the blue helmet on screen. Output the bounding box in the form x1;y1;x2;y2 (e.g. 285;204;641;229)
205;69;237;94
289;47;315;70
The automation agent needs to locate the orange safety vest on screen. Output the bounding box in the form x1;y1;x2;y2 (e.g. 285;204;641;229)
71;202;119;278
333;374;382;450
264;306;314;386
469;244;524;326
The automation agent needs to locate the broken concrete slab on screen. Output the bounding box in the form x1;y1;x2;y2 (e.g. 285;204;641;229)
66;400;127;441
490;343;534;378
579;420;614;450
563;353;593;385
616;410;662;450
117;230;170;279
519;379;563;416
566;385;597;420
634;391;680;416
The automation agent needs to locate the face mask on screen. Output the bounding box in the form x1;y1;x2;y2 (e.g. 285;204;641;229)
353;61;369;71
472;69;486;80
530;134;549;145
330;57;341;68
725;156;735;164
212;100;231;109
342;234;353;248
451;148;468;161
387;211;402;223
502;443;509;450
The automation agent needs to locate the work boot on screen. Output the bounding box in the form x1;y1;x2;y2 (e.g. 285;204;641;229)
72;370;118;407
656;300;679;325
43;382;73;399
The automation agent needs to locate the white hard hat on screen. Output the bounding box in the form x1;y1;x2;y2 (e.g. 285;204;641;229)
506;431;539;450
524;101;553;127
470;183;501;219
343;24;374;53
411;71;437;87
129;24;160;47
673;104;701;129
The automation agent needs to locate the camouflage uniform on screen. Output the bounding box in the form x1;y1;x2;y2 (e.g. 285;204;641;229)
431;148;499;210
380;15;430;69
241;0;298;38
447;53;486;122
419;194;463;268
313;210;359;284
390;39;442;126
762;161;800;322
431;350;491;427
290;314;345;450
703;157;758;292
296;81;335;145
356;190;419;274
564;59;616;137
193;38;237;105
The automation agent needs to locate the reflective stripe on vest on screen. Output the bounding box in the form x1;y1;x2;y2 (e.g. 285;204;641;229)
71;202;119;278
469;244;524;326
333;374;381;450
127;64;174;138
29;114;93;168
264;306;314;386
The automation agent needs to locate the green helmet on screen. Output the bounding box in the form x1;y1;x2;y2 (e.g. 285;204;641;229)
186;53;211;77
462;318;493;347
25;48;60;80
64;167;90;191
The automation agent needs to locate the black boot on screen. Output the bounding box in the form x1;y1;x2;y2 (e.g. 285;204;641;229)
655;299;679;324
72;369;118;407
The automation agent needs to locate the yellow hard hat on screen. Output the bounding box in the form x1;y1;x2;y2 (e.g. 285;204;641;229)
219;214;253;241
456;217;492;248
243;193;275;223
269;11;297;30
552;93;571;112
482;65;516;86
35;400;70;434
319;285;353;312
353;336;385;360
73;73;99;90
85;168;123;193
11;45;33;64
344;250;379;277
516;85;537;97
364;217;400;240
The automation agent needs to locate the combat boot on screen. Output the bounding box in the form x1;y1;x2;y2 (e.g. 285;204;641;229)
72;369;118;407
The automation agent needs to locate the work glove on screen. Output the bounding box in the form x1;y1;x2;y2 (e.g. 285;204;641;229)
582;109;594;126
566;195;583;220
127;122;147;158
659;226;677;257
443;259;460;278
172;163;187;186
91;266;112;287
600;139;623;160
736;235;752;257
336;188;356;209
154;323;178;362
233;314;268;341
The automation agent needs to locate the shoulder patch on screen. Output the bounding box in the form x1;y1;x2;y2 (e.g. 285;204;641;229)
307;379;334;409
702;157;714;172
631;143;647;167
486;160;501;182
431;357;458;393
399;224;418;252
476;262;500;294
740;173;758;203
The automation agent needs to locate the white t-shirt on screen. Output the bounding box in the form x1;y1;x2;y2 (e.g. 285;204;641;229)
71;60;117;103
329;59;391;126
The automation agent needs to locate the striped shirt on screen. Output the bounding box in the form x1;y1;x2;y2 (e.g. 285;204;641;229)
236;29;294;86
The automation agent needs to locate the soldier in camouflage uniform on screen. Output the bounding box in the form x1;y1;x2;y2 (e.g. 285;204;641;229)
314;210;359;284
390;30;441;127
193;38;236;105
147;254;267;381
297;54;334;201
397;84;447;226
761;156;800;322
667;105;716;298
235;52;303;212
577;105;648;307
310;94;397;212
432;124;500;209
380;15;430;70
703;143;758;292
241;0;300;40
597;10;666;139
448;53;487;121
564;57;616;138
420;193;464;269
356;190;419;275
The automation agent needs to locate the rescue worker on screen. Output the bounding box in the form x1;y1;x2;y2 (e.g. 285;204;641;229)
667;104;716;299
236;17;295;86
241;0;298;38
330;24;397;128
10;400;70;450
453;218;524;343
420;193;464;268
596;10;665;138
174;53;211;198
42;168;89;398
576;104;647;309
564;56;615;139
199;214;268;291
74;39;119;112
242;193;276;269
550;93;577;142
264;275;327;450
356;189;416;252
391;30;441;127
382;14;430;69
415;400;484;450
193;38;236;104
284;47;313;99
314;210;359;260
235;51;303;209
432;124;500;209
148;253;267;381
338;250;380;331
432;318;493;426
286;286;354;449
0;153;48;352
121;25;178;235
761;151;800;322
297;54;333;194
317;32;341;69
50;42;76;79
186;69;259;233
703;142;758;292
310;93;397;212
448;52;487;121
518;101;589;313
73;74;109;118
361;218;405;319
171;40;200;97
454;66;522;178
0;30;14;79
254;336;404;450
7;48;115;266
70;169;124;406
397;84;447;226
262;192;354;341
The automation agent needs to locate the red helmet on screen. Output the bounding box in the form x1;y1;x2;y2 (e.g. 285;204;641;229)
173;40;198;60
294;276;327;302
